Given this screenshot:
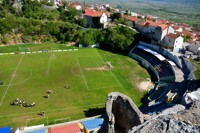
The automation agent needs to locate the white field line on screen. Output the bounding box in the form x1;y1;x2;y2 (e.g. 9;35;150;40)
96;62;112;77
75;56;89;89
0;103;104;118
54;117;70;124
95;50;128;95
26;117;48;126
70;64;83;78
0;55;24;106
0;69;32;87
88;85;121;90
46;57;51;74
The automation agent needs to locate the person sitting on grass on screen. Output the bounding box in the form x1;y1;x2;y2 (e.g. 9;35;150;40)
30;102;35;107
10;101;15;106
44;94;49;98
38;112;45;116
64;85;70;89
47;90;53;94
15;98;19;102
23;103;28;107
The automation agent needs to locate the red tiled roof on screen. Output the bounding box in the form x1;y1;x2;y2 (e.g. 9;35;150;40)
122;15;138;22
48;123;81;133
84;9;103;17
156;19;167;24
158;24;168;31
144;20;158;27
136;20;145;26
176;31;183;36
127;16;138;22
166;33;180;40
183;31;196;40
173;25;181;30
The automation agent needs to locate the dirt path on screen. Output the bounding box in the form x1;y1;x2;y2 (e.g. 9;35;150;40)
137;81;153;91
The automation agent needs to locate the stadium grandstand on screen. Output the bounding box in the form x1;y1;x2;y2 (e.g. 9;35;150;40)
130;44;175;83
129;42;178;110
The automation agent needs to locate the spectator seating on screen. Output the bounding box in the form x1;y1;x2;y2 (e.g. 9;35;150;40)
131;47;174;78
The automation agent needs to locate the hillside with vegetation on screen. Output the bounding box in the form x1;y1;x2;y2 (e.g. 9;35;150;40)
0;0;138;53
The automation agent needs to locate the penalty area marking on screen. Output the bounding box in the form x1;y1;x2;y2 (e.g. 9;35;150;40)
75;55;89;89
70;64;83;78
95;50;128;95
0;68;32;87
0;55;24;106
96;62;113;77
26;117;49;126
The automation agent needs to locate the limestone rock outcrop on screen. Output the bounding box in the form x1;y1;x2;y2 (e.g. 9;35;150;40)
103;92;200;133
182;88;200;105
131;115;200;133
105;92;144;133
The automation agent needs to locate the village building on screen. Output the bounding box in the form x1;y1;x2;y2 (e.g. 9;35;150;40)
183;31;197;42
122;15;138;27
142;20;158;35
84;9;110;28
156;19;168;25
188;41;200;55
152;24;174;44
162;33;184;53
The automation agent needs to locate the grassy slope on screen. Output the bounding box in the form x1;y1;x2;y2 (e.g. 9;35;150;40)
189;59;200;79
0;46;149;127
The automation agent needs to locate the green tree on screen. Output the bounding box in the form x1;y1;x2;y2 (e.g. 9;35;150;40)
79;18;87;27
184;35;191;42
79;29;100;46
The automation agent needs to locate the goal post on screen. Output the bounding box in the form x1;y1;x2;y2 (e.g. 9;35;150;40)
106;61;113;70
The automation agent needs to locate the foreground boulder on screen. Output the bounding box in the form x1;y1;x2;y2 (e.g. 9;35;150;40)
182;88;200;106
103;92;200;133
104;92;144;133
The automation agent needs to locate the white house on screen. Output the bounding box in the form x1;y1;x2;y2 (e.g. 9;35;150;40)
174;25;183;32
188;41;200;54
84;9;109;28
163;33;184;53
100;13;108;28
153;24;174;42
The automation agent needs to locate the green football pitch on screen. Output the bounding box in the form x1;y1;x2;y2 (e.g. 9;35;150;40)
0;48;149;127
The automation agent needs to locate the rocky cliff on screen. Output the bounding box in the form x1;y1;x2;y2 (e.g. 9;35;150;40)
103;92;200;133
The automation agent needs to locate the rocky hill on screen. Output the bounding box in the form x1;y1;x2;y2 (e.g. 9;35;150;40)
102;92;200;133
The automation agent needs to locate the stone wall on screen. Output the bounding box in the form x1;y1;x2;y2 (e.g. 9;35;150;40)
182;57;195;80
